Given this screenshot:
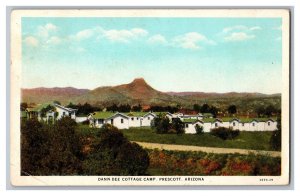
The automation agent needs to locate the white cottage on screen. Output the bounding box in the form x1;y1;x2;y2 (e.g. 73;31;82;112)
89;111;130;129
182;117;278;134
183;119;204;134
141;112;156;127
26;103;77;122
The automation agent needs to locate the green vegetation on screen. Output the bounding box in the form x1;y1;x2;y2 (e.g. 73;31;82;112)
21;119;149;176
210;127;240;140
82;124;149;175
121;128;276;151
91;111;115;119
195;124;204;134
147;149;281;176
151;115;184;134
125;112;148;117
270;117;281;151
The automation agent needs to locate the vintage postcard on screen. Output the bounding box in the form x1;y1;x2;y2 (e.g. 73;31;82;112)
10;9;290;186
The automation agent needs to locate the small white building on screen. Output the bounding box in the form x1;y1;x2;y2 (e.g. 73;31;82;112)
89;112;130;129
183;119;204;134
141;112;156;127
26;103;77;123
126;112;147;127
182;117;278;134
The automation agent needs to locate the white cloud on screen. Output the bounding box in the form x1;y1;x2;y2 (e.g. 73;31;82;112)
222;25;262;34
102;28;148;43
173;32;216;50
224;32;255;42
222;25;248;33
46;36;62;45
221;25;261;42
37;23;58;38
24;36;39;47
249;26;262;31
147;34;167;44
72;29;94;41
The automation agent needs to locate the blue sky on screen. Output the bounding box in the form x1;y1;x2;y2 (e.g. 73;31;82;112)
22;17;282;94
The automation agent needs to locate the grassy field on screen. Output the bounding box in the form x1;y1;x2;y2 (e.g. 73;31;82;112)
75;125;276;151
75;125;280;176
121;127;275;151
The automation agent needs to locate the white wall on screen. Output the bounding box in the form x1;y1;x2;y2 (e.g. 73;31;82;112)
128;116;142;127
203;123;212;133
184;122;204;134
265;121;277;131
55;106;76;120
106;114;129;129
141;114;155;127
75;116;88;123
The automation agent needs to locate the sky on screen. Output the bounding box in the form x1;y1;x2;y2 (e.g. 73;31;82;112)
22;17;282;94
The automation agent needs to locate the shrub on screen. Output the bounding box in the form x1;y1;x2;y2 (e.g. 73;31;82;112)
83;124;149;175
171;118;184;134
116;142;149;175
195;124;204;134
152;116;170;134
21;117;83;175
81;119;90;125
210;127;240;140
270;117;281;151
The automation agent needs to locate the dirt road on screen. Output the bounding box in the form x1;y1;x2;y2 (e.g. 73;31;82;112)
133;141;281;157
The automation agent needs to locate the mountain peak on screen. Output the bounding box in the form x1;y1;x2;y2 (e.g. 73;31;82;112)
131;78;147;84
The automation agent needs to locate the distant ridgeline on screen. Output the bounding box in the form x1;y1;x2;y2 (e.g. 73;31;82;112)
21;78;281;113
21;102;278;134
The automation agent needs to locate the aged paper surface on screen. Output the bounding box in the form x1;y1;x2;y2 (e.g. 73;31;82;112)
10;9;290;186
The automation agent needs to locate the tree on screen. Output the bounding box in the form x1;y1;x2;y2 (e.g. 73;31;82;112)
40;105;55;118
21;119;48;175
200;104;210;113
256;106;266;117
152;116;170;134
118;104;131;112
209;106;219;118
115;142;149;175
132;104;142;112
107;104;118;112
195;124;204;134
171;118;185;134
193;104;201;113
83;124;149;175
20;102;28;111
21;117;83;175
270;117;281;151
66;102;78;109
265;105;276;117
228;105;237;116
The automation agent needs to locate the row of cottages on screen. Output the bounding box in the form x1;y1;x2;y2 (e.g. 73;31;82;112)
88;111;171;129
183;117;278;134
24;103;78;122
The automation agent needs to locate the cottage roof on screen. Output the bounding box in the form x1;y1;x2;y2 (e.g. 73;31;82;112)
91;111;115;119
54;103;78;112
202;118;220;123
220;117;240;122
125;112;148;117
182;119;202;124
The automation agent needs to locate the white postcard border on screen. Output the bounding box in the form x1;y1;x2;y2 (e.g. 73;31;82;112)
10;9;290;186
